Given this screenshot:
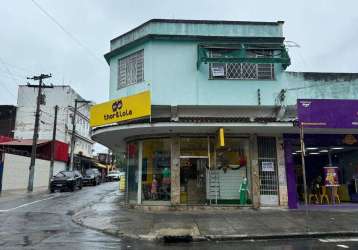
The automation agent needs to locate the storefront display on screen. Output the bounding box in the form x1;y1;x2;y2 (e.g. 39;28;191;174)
125;136;254;206
284;134;358;208
141;139;171;203
178;137;251;205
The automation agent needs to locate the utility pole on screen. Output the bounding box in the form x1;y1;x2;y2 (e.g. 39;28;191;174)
27;73;52;192
68;99;90;171
49;105;58;189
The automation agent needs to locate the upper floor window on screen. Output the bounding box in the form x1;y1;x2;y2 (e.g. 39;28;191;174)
118;50;144;89
209;49;275;80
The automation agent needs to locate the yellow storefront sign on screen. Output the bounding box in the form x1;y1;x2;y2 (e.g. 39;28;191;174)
90;91;151;127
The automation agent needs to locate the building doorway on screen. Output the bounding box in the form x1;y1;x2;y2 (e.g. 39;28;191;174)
180;157;208;204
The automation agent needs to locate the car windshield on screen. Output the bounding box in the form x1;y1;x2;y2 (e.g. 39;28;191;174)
55;171;74;177
85;169;94;175
86;169;99;175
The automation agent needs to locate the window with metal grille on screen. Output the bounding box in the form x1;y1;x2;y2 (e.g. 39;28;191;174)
209;49;275;80
118;50;144;89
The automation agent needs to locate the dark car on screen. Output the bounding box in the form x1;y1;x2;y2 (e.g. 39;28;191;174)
50;170;83;192
83;168;101;186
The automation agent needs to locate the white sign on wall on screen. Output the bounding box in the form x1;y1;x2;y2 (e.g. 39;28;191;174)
261;161;275;172
211;65;225;77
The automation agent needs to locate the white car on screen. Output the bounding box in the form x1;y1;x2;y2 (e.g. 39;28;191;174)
107;171;123;181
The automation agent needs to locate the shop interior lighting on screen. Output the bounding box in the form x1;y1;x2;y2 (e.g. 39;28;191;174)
306;147;318;150
331;147;344;150
319;149;329;153
309;152;320;155
296;150;302;153
292;152;297;155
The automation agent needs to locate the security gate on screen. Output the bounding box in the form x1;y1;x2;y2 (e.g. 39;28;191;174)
257;137;279;206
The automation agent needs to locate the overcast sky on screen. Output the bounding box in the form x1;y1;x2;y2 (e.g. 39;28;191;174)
1;0;358;151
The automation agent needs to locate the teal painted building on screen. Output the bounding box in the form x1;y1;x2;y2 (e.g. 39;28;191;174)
93;19;358;209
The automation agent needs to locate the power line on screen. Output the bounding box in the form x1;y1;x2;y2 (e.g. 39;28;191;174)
30;0;104;65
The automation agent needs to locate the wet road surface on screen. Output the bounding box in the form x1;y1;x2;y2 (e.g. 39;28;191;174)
1;182;358;249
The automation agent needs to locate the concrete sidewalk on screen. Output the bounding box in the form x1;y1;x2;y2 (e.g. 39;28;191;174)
0;187;49;202
72;191;358;241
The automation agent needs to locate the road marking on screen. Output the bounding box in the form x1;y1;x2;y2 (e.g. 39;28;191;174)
337;244;349;248
0;196;55;212
319;238;358;243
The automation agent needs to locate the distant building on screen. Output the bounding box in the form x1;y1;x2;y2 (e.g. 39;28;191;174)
14;85;93;158
0;105;16;138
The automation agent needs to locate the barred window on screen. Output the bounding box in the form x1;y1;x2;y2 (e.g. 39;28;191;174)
118;50;144;89
209;49;274;80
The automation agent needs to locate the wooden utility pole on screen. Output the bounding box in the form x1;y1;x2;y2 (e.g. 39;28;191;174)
27;74;52;192
48;105;58;189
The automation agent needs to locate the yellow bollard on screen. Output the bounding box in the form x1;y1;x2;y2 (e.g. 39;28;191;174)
119;175;126;192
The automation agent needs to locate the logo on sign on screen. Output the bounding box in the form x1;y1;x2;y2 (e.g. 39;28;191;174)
104;99;132;122
300;101;311;108
112;100;123;112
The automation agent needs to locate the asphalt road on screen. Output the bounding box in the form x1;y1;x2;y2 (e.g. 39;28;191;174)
0;182;357;249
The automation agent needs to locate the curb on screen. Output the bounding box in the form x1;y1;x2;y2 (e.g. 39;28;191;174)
202;231;358;242
72;214;358;242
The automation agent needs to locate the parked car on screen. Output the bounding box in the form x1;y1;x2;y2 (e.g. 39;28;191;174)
50;170;83;192
83;168;101;186
106;171;121;181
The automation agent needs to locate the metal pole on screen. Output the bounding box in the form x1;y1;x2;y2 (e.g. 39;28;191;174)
69;100;78;171
299;123;308;206
49;105;58;189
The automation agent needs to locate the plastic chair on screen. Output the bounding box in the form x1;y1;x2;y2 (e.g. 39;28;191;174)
320;186;330;204
308;190;319;204
332;186;341;204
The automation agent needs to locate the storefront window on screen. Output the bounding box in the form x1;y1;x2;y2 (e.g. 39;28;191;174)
209;137;251;205
127;142;138;204
291;141;358;205
141;139;171;203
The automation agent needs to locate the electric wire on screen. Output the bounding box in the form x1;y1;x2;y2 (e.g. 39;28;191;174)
30;0;104;65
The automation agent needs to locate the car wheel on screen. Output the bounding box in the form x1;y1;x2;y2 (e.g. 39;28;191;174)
70;185;75;192
50;189;55;193
93;180;97;186
79;181;82;189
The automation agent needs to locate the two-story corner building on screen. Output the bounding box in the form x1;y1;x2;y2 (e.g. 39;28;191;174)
14;85;94;158
91;19;358;209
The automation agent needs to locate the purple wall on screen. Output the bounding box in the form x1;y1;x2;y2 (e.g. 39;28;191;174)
298;99;358;128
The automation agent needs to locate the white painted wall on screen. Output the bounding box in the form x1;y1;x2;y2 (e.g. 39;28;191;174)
14;85;94;157
1;153;66;191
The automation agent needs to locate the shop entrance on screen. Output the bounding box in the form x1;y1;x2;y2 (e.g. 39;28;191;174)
180;157;208;204
289;134;358;207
